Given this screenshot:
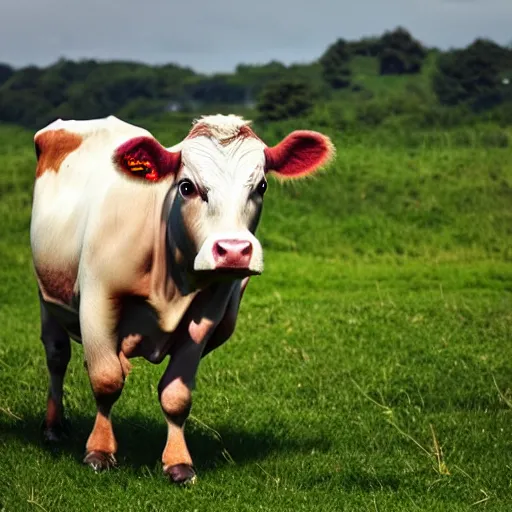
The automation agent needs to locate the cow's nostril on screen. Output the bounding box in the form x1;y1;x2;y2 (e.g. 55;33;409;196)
241;243;252;256
216;243;227;257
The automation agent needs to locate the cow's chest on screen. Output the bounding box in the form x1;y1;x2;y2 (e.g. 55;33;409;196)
117;285;235;364
117;296;177;364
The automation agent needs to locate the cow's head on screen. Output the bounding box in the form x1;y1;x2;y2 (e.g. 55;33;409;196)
114;115;334;283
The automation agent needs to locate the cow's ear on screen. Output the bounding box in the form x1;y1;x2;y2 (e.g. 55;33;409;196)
114;136;181;182
264;130;335;179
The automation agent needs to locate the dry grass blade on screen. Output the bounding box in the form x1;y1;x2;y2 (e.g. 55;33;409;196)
430;423;450;476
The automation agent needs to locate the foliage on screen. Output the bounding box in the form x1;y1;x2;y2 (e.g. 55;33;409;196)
379;27;427;75
320;38;352;89
256;79;315;121
0;63;14;86
185;74;247;105
433;38;512;111
0;30;510;131
347;37;382;57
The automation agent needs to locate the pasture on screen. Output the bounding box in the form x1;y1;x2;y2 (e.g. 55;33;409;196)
0;121;511;511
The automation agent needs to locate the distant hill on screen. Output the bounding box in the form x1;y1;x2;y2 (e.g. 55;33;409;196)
0;28;510;131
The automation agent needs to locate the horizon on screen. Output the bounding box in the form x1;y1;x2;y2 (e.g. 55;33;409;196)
2;0;511;74
2;30;510;75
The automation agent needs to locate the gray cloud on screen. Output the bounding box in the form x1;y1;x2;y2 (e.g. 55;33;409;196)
1;0;511;72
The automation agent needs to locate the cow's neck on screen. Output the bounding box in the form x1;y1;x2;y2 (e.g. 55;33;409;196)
147;191;198;333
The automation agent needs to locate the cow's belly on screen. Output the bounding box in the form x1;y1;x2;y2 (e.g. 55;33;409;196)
42;288;239;365
42;294;173;362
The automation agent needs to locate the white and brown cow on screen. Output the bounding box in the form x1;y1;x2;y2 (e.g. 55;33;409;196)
30;114;334;484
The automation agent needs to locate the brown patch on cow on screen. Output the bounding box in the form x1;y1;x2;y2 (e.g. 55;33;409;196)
188;317;215;344
45;395;62;428
86;412;117;454
36;265;77;305
160;378;191;418
119;352;132;377
121;334;143;358
35;129;83;178
159;379;193;467
90;368;124;397
162;421;193;469
186;123;216;140
186;123;262;146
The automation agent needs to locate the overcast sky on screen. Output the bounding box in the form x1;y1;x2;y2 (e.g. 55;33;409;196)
1;0;511;73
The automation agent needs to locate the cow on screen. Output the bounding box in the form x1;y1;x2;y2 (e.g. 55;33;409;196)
30;114;334;485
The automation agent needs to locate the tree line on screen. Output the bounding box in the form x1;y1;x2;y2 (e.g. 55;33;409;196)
0;27;510;129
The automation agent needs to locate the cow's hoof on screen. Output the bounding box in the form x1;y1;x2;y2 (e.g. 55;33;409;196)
41;419;70;444
164;464;197;485
83;451;117;472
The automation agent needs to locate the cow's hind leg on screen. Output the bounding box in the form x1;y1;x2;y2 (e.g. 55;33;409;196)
39;296;72;443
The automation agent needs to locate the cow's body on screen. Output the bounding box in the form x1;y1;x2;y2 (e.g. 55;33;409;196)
33;117;242;362
30;114;334;484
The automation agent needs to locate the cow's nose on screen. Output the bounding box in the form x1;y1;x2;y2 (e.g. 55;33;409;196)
212;239;253;269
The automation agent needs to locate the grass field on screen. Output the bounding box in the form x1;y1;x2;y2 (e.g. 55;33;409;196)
0;120;511;511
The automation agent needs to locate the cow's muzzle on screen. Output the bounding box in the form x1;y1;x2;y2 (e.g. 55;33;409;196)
212;239;253;269
194;233;263;275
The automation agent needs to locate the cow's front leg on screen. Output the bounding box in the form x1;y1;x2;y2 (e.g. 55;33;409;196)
159;284;235;485
158;350;200;485
79;284;125;472
202;278;247;358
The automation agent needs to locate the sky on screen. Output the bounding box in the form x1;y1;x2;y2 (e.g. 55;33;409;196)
1;0;511;73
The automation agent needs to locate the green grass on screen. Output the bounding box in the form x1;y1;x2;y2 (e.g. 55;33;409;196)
1;121;512;511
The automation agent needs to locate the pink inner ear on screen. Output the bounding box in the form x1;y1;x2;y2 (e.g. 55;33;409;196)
264;131;333;178
115;136;181;181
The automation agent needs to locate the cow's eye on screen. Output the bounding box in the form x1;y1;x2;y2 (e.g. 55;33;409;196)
179;179;197;198
257;179;267;196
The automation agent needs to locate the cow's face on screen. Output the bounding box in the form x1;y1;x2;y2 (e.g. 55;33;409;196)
114;117;334;281
169;134;267;277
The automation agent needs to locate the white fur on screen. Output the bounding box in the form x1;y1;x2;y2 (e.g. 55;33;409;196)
191;114;252;142
178;121;267;273
31;116;168;302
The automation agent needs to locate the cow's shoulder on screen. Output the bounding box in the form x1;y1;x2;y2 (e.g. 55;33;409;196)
34;116;153;178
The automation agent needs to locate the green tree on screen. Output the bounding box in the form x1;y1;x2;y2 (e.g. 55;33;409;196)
185;75;246;104
0;90;53;128
234;61;286;88
433;38;511;111
0;63;13;86
347;37;382;57
257;79;314;121
320;39;351;89
2;65;42;91
378;27;427;75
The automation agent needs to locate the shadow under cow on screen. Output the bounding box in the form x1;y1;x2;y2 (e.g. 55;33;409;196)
0;412;332;475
